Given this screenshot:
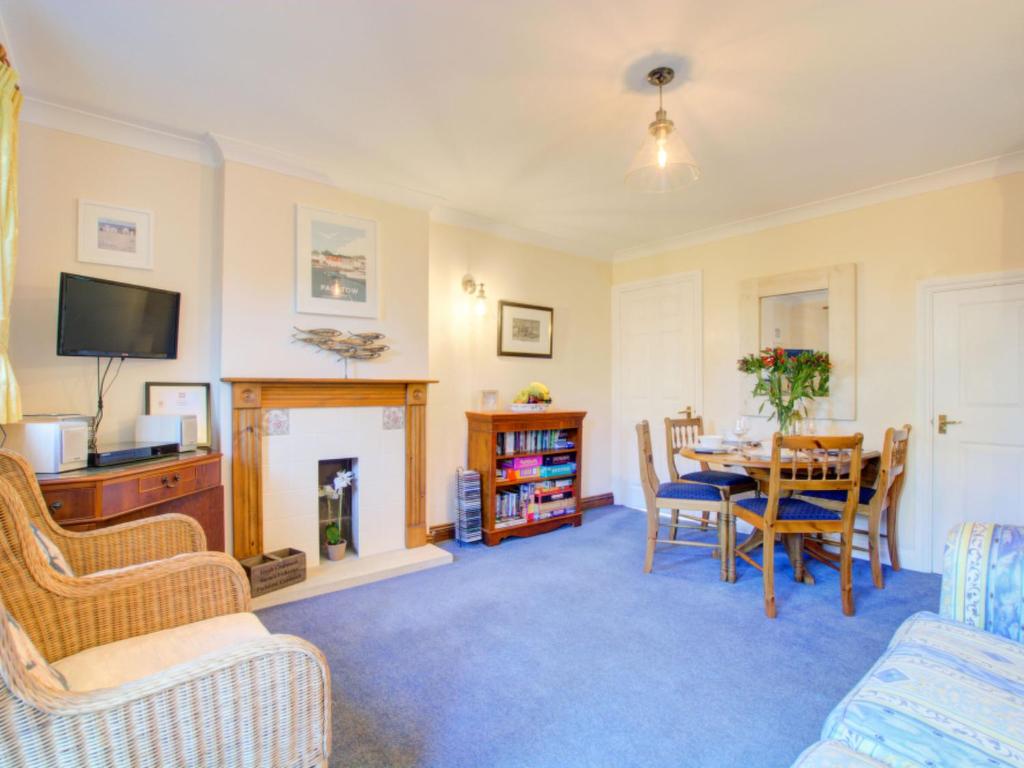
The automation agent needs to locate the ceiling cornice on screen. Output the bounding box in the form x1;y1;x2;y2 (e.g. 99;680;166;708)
428;206;601;261
613;149;1024;261
21;96;219;166
21;95;1024;265
18;95;600;258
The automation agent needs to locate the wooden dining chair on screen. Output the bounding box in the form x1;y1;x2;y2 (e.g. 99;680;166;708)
731;433;864;618
663;415;757;536
637;421;741;582
799;425;911;588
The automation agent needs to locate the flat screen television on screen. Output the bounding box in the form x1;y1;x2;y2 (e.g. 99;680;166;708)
57;273;180;359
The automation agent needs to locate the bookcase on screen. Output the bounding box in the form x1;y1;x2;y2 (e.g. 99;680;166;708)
466;410;586;546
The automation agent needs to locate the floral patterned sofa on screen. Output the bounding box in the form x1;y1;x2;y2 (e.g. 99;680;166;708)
793;523;1024;767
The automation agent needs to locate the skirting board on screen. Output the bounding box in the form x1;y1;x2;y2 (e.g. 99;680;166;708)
427;491;615;543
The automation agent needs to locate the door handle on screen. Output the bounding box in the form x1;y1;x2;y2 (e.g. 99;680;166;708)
678;405;693;417
937;414;962;434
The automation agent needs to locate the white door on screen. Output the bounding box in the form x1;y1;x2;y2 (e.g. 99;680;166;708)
930;278;1024;569
612;274;702;510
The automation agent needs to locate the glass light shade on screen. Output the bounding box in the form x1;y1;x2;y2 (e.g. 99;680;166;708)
625;127;701;193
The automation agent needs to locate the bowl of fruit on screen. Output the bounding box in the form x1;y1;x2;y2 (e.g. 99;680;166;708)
509;382;552;412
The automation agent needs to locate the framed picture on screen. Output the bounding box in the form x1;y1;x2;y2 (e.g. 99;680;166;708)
480;389;500;411
78;201;154;270
295;205;379;318
498;301;553;358
145;382;212;448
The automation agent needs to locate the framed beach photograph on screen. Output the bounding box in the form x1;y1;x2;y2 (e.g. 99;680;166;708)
145;382;213;448
498;301;553;358
77;200;153;270
295;205;379;318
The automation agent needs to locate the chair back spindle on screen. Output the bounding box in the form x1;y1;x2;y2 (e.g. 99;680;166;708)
664;415;706;481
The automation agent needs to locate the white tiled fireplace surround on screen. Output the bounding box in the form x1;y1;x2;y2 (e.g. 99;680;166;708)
256;405;451;608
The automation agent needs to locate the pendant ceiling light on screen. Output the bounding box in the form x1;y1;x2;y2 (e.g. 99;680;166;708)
625;66;701;193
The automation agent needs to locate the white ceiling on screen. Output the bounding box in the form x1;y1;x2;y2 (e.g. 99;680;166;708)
4;0;1024;260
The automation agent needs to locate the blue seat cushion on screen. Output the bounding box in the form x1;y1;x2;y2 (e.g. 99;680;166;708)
735;496;840;521
656;482;723;502
801;487;876;506
680;470;756;490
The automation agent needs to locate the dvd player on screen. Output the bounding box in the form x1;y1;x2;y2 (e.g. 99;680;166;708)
89;441;180;467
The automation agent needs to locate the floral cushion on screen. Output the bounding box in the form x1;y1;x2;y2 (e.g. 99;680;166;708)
821;611;1024;767
29;522;74;577
941;523;1024;643
4;610;68;691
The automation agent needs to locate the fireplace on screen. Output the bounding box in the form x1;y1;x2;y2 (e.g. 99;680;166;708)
318;458;358;556
224;378;434;561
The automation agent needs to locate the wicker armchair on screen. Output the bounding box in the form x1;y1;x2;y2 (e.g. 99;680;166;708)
0;481;332;767
0;449;205;574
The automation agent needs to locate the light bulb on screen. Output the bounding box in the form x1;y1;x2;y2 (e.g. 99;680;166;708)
475;283;487;316
657;142;668;168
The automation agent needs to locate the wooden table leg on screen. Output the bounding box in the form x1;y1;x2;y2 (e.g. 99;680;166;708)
783;533;814;585
738;528;763;553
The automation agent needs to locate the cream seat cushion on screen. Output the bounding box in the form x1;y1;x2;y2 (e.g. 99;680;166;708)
53;612;269;691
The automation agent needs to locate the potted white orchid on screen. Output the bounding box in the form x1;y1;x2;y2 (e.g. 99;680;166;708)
320;469;354;561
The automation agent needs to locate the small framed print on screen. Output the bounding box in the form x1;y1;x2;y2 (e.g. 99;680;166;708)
145;382;212;448
78;200;153;270
498;301;553;358
296;205;380;318
480;389;500;411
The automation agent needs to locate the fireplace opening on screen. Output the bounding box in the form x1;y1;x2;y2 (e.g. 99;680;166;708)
318;458;358;557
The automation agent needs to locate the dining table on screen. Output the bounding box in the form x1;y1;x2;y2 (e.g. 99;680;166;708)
678;444;881;585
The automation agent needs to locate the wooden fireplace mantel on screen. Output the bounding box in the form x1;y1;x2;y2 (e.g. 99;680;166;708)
223;377;437;559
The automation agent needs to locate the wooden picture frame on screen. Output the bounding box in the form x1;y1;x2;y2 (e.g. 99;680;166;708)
498;301;553;358
145;382;213;448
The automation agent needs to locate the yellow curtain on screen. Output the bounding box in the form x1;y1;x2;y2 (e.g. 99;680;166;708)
0;53;21;423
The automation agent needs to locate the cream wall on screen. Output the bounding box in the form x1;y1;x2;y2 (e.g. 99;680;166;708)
428;222;612;526
12;123;219;444
612;172;1024;570
219;161;429;378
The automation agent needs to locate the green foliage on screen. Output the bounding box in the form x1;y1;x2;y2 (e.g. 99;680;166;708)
324;522;343;546
737;347;831;433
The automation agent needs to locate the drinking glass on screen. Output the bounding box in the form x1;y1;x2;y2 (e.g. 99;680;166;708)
733;417;750;444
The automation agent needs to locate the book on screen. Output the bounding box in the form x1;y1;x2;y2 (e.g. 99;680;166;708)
496;429;576;456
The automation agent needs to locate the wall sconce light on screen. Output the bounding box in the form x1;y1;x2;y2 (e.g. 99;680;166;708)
462;273;487;316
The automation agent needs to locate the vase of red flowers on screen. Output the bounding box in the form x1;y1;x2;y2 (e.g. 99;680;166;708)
737;348;831;435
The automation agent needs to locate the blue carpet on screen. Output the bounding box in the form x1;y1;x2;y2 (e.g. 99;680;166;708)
257;506;941;768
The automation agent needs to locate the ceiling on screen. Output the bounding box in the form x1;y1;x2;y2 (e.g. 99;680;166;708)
4;0;1024;260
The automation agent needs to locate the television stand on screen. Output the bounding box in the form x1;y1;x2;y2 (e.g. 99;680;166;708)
36;450;225;551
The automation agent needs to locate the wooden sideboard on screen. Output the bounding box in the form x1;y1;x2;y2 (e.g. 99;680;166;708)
37;451;225;551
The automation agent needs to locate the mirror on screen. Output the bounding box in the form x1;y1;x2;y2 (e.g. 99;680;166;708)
739;264;856;420
759;290;829;353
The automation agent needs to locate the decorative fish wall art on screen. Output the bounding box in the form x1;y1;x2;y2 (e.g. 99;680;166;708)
292;327;390;377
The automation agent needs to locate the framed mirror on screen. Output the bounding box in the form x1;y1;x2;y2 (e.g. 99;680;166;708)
739;264;856;420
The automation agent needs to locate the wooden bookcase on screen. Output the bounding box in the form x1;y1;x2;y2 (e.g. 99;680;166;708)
466;410;586;546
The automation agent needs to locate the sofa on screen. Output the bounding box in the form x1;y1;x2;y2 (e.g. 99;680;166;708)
793;522;1024;767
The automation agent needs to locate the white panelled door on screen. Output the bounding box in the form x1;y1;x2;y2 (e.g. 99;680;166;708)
612;274;702;510
930;279;1024;569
